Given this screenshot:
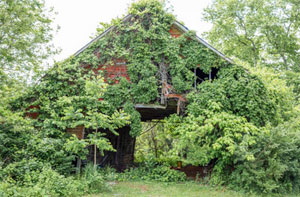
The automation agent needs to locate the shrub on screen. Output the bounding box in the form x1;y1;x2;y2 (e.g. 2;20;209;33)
80;163;107;194
0;167;83;197
0;163;110;197
118;159;186;182
1;158;45;184
228;117;300;194
23;167;83;197
25;135;76;175
98;166;119;181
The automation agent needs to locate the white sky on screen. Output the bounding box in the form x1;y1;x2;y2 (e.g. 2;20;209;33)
45;0;213;62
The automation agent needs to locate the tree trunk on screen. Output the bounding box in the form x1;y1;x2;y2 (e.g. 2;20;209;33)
76;127;85;174
94;128;98;168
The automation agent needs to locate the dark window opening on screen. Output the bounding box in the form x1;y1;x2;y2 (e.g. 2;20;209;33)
192;67;219;88
210;67;218;80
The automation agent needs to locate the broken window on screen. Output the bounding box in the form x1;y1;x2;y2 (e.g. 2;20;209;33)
192;67;219;88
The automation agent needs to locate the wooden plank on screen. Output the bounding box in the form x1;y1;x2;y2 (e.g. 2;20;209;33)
166;94;187;102
135;104;167;109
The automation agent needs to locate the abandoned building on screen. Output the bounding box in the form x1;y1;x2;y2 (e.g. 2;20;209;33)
26;13;233;171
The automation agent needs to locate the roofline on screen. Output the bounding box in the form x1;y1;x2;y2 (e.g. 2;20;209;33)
73;26;115;57
73;15;133;57
73;15;234;64
173;21;234;64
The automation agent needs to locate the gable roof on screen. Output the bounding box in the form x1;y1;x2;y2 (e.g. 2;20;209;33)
74;15;234;64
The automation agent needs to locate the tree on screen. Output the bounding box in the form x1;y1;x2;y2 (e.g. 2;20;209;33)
0;0;58;172
37;67;130;169
83;76;130;168
0;0;57;80
203;0;300;72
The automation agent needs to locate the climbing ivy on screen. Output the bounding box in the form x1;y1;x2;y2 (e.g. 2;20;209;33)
17;0;285;138
8;0;298;194
187;65;279;127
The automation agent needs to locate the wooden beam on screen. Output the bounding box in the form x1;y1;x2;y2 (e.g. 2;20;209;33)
135;104;167;109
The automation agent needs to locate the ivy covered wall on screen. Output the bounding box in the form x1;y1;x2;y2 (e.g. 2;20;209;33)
17;0;284;138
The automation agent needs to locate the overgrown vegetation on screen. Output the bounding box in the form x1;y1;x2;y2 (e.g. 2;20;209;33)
0;164;108;196
1;0;300;196
97;161;186;183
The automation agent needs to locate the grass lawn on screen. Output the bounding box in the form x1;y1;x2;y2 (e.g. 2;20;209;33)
90;181;252;197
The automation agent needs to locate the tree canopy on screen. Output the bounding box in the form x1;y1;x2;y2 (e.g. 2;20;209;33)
203;0;300;100
0;0;57;80
204;0;300;71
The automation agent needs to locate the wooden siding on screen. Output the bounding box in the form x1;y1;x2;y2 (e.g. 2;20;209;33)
66;126;85;139
169;24;183;38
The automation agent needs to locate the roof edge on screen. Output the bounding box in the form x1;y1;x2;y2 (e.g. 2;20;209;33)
73;15;234;64
73;15;132;57
173;21;234;64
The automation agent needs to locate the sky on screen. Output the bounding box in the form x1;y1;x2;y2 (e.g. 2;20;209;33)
45;0;213;62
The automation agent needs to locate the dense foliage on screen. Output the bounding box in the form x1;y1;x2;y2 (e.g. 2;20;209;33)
0;164;108;196
203;0;300;99
1;0;300;195
0;0;57;80
198;1;300;192
204;0;300;71
228;117;300;193
118;159;186;182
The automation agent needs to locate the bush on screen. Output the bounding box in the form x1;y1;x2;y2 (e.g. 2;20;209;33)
0;163;110;197
80;163;107;194
1;158;45;184
24;167;83;197
0;111;76;177
166;101;300;194
0;167;83;197
98;166;119;181
118;159;186;182
228;117;300;194
25;135;76;175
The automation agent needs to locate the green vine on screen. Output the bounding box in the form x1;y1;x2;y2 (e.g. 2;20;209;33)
16;0;283;137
